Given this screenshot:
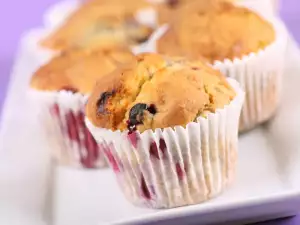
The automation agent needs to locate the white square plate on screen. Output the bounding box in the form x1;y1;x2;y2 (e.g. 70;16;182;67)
1;10;300;225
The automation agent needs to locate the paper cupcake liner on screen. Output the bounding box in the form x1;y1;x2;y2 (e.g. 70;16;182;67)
43;0;81;29
86;79;245;208
21;28;58;75
213;19;287;132
28;89;108;169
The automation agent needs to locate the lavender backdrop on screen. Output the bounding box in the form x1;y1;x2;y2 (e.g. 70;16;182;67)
0;0;299;224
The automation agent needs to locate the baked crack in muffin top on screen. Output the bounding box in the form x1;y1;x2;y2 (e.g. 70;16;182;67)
86;53;236;132
41;0;154;51
157;0;275;63
30;46;134;94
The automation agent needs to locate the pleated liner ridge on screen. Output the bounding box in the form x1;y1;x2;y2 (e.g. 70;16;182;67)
213;19;287;132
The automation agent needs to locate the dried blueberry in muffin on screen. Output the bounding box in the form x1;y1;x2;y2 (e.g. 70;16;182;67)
97;91;115;114
127;103;157;130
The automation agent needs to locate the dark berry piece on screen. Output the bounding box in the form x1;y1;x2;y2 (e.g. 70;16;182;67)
60;86;78;93
141;175;151;200
96;91;115;114
147;104;157;115
137;55;144;62
129;103;148;126
134;36;149;44
126;103;157;133
127;103;158;132
167;0;179;8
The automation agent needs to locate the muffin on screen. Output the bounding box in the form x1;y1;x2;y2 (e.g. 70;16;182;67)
156;0;286;131
40;0;155;52
85;53;245;208
29;46;134;168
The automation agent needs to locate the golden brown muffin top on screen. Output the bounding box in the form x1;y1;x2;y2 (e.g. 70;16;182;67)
156;0;235;24
30;46;134;94
41;0;154;51
155;0;194;24
157;0;276;63
86;53;236;132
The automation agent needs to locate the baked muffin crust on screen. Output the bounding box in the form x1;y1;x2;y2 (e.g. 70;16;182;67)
156;0;235;24
30;46;134;94
86;53;236;132
157;0;275;62
156;0;194;24
41;0;154;51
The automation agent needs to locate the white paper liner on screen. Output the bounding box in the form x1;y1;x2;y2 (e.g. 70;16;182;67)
86;78;245;208
43;0;81;29
213;19;287;131
28;89;108;169
137;18;287;132
21;28;59;74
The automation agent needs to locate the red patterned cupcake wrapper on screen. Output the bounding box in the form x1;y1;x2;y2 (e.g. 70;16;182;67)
29;90;107;169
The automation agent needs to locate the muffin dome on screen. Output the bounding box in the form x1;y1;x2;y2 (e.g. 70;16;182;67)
30;46;134;94
157;0;275;63
41;0;154;51
86;53;236;132
156;0;235;24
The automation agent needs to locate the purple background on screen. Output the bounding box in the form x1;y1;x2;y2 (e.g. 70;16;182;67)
0;0;299;224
